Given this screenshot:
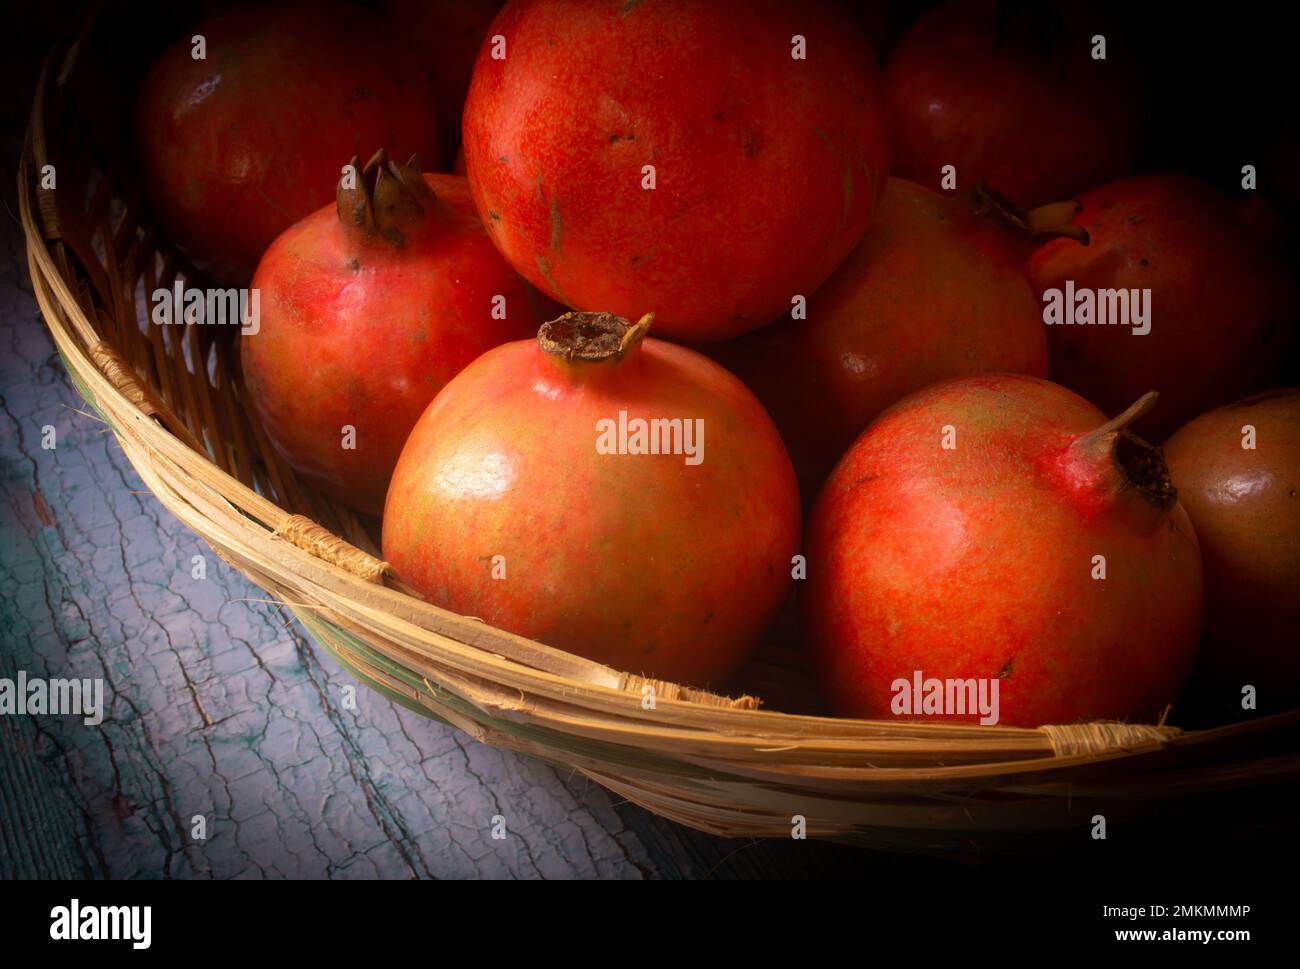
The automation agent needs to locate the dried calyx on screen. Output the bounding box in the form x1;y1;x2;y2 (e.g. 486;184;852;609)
1075;391;1177;508
970;178;1090;246
538;311;654;362
336;149;437;247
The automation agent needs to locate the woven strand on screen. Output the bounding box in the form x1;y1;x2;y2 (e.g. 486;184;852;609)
618;673;761;711
273;514;390;584
37;186;62;241
90;340;160;417
1040;721;1182;758
89;339;209;454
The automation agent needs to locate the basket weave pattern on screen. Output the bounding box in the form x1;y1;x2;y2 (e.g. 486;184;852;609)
18;7;1300;848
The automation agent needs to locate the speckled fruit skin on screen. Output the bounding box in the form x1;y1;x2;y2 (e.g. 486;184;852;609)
884;0;1142;207
382;0;502;168
804;374;1203;727
242;173;552;516
712;177;1051;498
136;0;439;283
1027;173;1298;443
382;317;801;688
462;0;891;343
1164;389;1300;696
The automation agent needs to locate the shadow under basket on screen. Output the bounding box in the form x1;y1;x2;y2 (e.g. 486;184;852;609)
20;2;1300;854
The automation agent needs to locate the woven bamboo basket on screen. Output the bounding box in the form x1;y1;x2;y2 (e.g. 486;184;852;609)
20;2;1300;852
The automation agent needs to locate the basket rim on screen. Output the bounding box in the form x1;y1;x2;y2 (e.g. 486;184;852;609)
17;2;1300;813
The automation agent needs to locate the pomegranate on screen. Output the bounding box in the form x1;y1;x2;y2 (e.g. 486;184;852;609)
381;0;502;168
883;0;1143;207
242;152;553;515
136;0;439;282
804;374;1203;727
844;0;891;55
1027;173;1298;442
713;178;1084;496
1164;389;1300;702
383;311;801;687
462;0;891;343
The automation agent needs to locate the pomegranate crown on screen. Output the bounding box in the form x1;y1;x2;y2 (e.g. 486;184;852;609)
538;311;654;363
970;179;1090;246
336;148;437;247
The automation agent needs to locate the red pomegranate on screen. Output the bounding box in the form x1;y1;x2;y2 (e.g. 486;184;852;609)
381;0;502;168
1164;389;1300;702
242;153;553;515
713;178;1084;496
462;0;891;343
136;0;439;282
845;0;891;55
884;0;1143;207
1027;172;1298;443
383;311;801;687
804;375;1203;727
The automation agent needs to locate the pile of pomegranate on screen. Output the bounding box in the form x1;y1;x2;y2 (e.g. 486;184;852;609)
135;0;1299;728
